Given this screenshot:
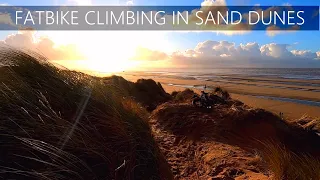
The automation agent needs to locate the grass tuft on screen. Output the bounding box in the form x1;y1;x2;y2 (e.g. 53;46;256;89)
213;86;231;100
259;141;320;180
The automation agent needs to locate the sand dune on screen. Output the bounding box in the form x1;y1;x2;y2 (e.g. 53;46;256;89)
150;89;320;179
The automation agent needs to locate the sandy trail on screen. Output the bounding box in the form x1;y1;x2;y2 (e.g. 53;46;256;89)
151;118;270;179
149;102;272;180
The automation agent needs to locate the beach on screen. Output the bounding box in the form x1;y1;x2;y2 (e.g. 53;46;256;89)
119;69;320;120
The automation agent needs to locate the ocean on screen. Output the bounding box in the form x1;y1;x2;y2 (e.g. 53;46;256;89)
143;68;320;81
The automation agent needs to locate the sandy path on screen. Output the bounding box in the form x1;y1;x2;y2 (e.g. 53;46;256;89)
150;115;270;180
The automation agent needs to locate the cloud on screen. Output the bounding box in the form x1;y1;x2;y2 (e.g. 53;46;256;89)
186;40;262;58
215;30;250;36
291;50;318;59
3;29;318;68
194;40;219;54
66;0;92;5
4;31;36;48
239;42;261;56
138;40;320;68
1;30;86;61
201;0;226;6
126;0;134;5
266;25;299;37
260;43;293;58
0;13;15;26
130;47;169;61
0;7;42;30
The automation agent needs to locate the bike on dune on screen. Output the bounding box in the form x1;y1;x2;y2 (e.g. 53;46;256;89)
192;90;214;109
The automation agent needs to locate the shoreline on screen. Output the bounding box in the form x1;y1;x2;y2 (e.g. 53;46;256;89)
120;73;320;120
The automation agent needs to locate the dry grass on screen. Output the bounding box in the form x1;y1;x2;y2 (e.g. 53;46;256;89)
172;89;195;102
259;141;320;180
213;86;231;100
294;115;320;133
0;47;172;180
105;76;171;111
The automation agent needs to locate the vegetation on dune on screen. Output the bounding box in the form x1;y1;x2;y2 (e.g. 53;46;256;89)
104;76;171;111
0;47;172;180
294;115;320;133
171;88;195;102
151;92;320;179
213;86;231;100
260;141;320;180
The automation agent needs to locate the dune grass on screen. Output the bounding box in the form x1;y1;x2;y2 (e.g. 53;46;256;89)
259;141;320;180
294;115;320;133
213;86;230;100
171;88;195;102
0;47;171;180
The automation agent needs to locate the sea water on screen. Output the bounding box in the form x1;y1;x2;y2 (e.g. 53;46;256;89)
143;68;320;81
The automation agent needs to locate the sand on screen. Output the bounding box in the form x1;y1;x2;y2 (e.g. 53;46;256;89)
120;73;320;120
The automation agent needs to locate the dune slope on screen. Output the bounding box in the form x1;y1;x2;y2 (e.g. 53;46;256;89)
0;48;172;180
150;89;320;179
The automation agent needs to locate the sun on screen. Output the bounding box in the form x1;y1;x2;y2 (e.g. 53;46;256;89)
85;58;140;73
52;48;140;74
81;44;139;73
42;31;172;73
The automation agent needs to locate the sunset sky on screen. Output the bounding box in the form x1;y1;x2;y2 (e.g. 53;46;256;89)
0;0;320;72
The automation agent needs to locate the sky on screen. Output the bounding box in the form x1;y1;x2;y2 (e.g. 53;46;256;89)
0;0;320;72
